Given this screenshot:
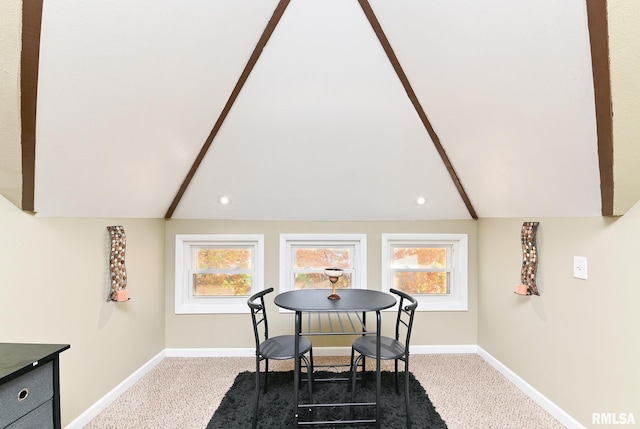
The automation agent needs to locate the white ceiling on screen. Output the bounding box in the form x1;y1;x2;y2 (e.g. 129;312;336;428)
32;0;603;220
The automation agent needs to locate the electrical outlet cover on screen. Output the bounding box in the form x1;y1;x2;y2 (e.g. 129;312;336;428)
573;256;588;280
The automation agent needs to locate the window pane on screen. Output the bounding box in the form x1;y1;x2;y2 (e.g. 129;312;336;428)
392;247;447;269
193;273;252;296
293;248;352;269
293;272;352;290
196;248;252;270
393;272;449;295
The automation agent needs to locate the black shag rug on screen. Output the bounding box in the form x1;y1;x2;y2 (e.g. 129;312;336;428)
207;370;447;428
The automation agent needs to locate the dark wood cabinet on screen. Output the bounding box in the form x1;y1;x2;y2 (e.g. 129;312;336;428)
0;343;70;429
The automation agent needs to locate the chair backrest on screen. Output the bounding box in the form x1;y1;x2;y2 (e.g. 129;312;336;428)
390;288;418;354
247;287;275;351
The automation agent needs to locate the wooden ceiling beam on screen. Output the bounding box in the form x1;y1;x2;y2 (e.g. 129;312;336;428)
20;0;44;213
586;0;614;217
165;0;291;219
357;0;478;220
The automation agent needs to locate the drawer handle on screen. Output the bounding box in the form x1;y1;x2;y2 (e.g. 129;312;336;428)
18;388;29;401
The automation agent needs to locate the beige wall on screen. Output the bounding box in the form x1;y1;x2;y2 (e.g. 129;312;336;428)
0;0;22;207
0;196;166;426
609;0;640;214
478;205;640;428
164;219;479;349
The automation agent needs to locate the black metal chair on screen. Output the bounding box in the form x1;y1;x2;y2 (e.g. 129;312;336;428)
349;288;418;428
248;287;314;429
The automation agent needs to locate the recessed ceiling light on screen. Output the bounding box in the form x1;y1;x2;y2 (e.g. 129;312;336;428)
416;196;427;205
218;195;230;205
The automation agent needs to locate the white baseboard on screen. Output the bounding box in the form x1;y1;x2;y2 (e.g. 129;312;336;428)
64;350;166;429
165;347;255;357
411;344;477;354
66;345;581;429
477;346;585;429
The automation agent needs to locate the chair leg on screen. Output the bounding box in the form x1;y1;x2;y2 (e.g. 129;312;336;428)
404;358;411;429
350;353;364;420
360;355;366;387
350;354;364;403
395;359;400;394
309;348;315;393
253;358;260;429
348;347;355;392
302;355;313;404
298;357;305;389
263;359;269;394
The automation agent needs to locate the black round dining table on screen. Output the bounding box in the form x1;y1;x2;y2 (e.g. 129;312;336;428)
274;288;396;313
274;288;396;428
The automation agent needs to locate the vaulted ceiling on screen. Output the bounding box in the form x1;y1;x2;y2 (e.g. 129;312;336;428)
4;0;639;221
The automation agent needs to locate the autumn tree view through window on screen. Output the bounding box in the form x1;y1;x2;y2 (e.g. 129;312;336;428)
193;248;253;296
190;243;449;296
391;247;450;295
176;234;264;314
293;247;352;290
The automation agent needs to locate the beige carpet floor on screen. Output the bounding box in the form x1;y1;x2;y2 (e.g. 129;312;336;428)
83;354;566;429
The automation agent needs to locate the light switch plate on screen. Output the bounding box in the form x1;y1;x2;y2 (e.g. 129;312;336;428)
573;256;588;280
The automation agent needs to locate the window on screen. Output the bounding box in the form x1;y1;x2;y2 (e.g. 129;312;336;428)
175;234;264;314
382;234;468;311
280;234;367;292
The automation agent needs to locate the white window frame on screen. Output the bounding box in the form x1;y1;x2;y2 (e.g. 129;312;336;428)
175;234;264;314
381;233;468;311
279;234;367;294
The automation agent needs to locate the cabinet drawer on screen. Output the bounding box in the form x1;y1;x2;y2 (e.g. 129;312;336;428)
6;399;53;429
0;361;53;428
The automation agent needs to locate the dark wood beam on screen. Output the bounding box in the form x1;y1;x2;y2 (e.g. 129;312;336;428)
20;0;44;213
586;0;614;216
357;0;478;220
165;0;291;218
